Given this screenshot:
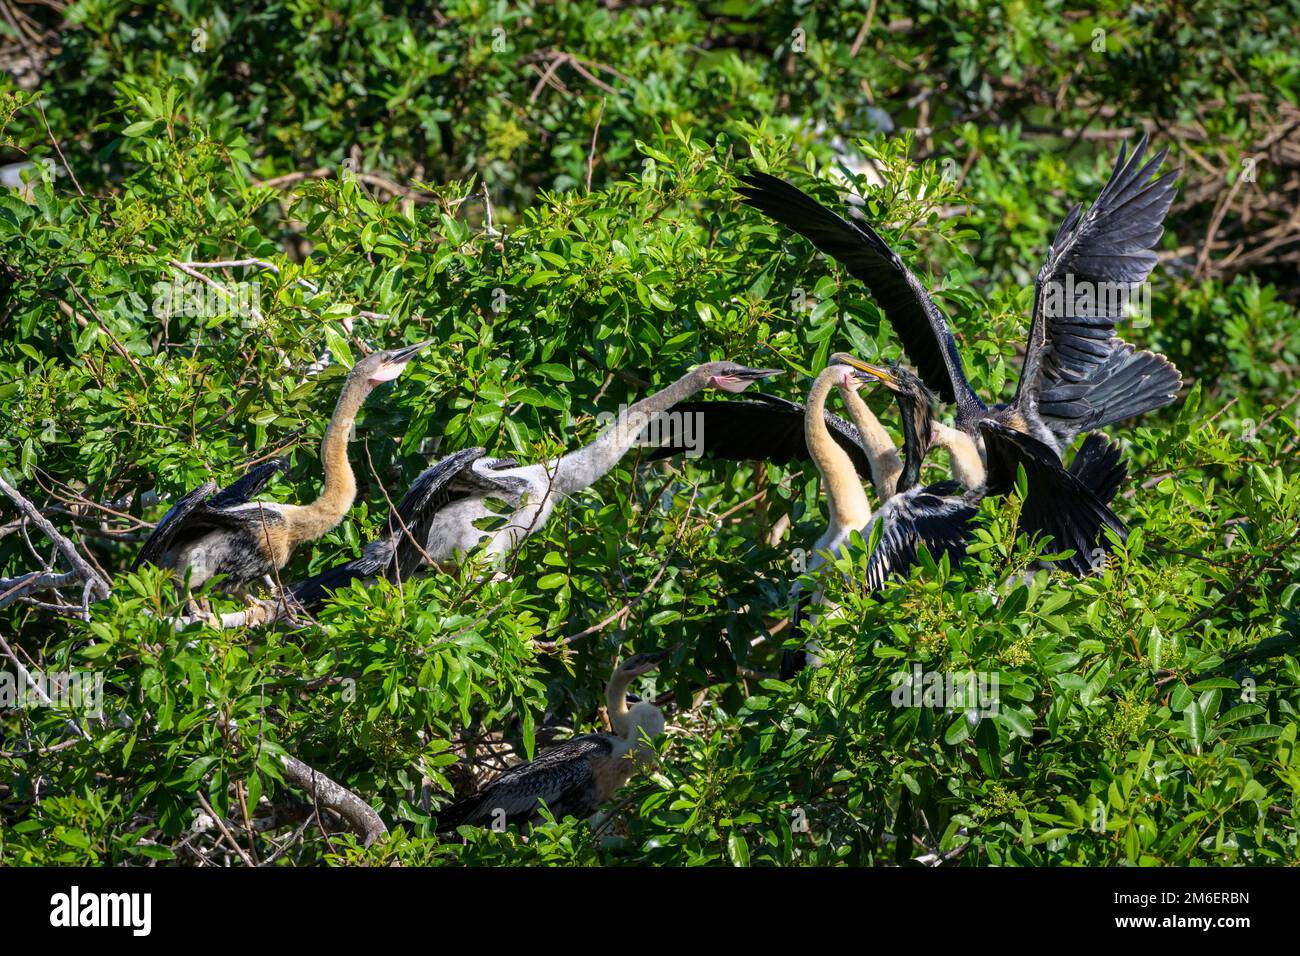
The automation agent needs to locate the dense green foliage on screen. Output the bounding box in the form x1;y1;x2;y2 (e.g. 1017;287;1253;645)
1;1;1298;866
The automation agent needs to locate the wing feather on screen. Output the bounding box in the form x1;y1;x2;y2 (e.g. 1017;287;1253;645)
737;171;983;416
1016;136;1181;444
980;420;1127;575
644;394;875;481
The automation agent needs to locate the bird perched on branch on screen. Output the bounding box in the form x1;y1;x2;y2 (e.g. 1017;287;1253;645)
436;650;668;832
133;341;430;604
289;361;781;610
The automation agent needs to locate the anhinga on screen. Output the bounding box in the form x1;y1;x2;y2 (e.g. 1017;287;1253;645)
646;361;920;676
132;341;429;598
288;361;781;609
737;135;1181;572
435;651;667;831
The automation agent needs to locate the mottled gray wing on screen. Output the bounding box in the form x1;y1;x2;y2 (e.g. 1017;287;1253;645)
645;394;875;482
132;479;218;570
1016;135;1181;443
737;171;985;419
863;483;979;590
389;446;488;578
436;734;613;831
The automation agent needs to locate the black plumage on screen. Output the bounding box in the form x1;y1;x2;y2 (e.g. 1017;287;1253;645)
287;446;498;610
737;134;1181;455
435;735;613;831
644;392;876;481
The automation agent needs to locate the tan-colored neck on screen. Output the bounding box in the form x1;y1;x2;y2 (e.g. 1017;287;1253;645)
933;422;986;489
837;381;903;501
606;668;635;737
807;368;872;531
287;376;368;546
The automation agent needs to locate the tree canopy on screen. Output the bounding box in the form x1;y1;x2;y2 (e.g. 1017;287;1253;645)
1;0;1298;866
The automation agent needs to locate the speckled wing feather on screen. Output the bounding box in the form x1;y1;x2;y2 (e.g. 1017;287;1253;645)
863;482;979;590
436;734;614;831
132;480;218;571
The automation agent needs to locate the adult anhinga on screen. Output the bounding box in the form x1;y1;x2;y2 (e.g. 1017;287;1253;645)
737;136;1181;570
837;356;1133;582
435;651;667;831
133;341;429;597
288;361;781;609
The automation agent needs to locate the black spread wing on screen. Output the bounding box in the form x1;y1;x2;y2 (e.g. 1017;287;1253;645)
208;459;286;509
436;735;612;831
1067;432;1127;505
286;536;394;612
737;172;984;417
863;483;979;590
980;420;1127;575
132;479;218;570
389;446;488;579
643;394;874;482
1016;135;1181;444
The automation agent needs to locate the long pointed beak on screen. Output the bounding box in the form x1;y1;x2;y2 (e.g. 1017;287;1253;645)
389;339;433;363
830;352;898;388
739;367;784;380
642;649;670;664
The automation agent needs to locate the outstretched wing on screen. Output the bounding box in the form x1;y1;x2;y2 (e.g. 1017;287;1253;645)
208;459;286;509
436;735;612;831
737;172;984;418
863;483;979;590
286;535;395;612
132;480;218;570
135;460;290;573
980;420;1127;575
389;446;489;579
1015;135;1181;444
643;394;875;482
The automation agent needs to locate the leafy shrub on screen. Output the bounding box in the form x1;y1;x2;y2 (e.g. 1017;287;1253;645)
1;0;1297;866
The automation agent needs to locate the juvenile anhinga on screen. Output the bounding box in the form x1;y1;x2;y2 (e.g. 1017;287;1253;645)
737;136;1181;571
435;651;667;831
289;361;781;609
133;341;429;597
646;362;921;676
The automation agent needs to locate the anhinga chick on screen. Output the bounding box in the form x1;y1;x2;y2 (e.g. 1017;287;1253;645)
133;341;430;599
436;651;668;832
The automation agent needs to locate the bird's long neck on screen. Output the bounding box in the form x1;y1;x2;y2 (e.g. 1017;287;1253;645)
289;376;367;545
606;668;636;738
836;381;903;501
894;392;933;494
807;368;873;531
933;422;986;490
552;370;704;494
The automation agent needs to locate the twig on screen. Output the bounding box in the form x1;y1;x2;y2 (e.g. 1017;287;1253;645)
196;791;256;867
586;98;606;193
0;476;111;606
